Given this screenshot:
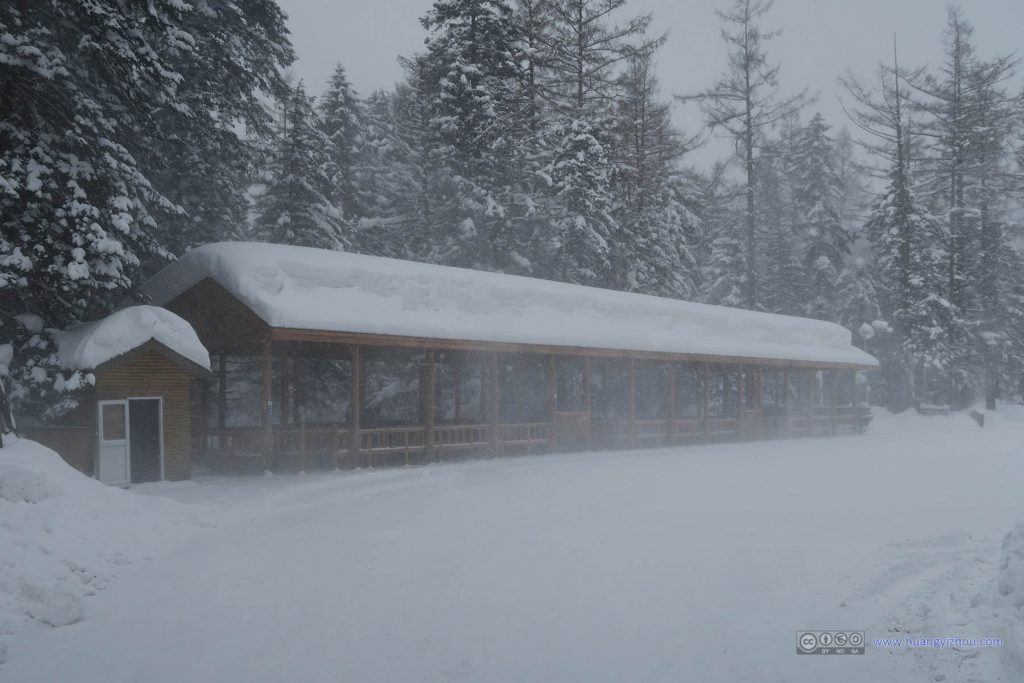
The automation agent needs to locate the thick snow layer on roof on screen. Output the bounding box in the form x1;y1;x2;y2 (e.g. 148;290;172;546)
55;306;211;371
145;242;877;367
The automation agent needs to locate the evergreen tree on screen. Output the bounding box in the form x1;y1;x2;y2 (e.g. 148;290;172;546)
0;0;211;414
136;0;294;256
539;0;660;116
320;64;368;223
420;0;523;271
790;113;851;319
541;117;615;284
683;0;808;309
844;43;949;410
254;82;348;250
755;144;804;315
611;46;699;297
834;257;882;339
702;232;747;309
360;58;440;259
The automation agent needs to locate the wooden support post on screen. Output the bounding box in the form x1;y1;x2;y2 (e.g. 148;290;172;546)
260;337;273;472
628;358;637;446
701;363;710;437
423;349;436;463
830;369;838;435
666;363;677;445
331;425;341;470
280;352;290;427
547;354;558;451
583;356;593;449
489;353;500;455
453;354;462;424
350;346;362;466
217;353;227;431
737;366;745;416
782;366;790;435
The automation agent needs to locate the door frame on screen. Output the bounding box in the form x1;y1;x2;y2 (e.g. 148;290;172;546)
97;399;130;486
128;396;165;483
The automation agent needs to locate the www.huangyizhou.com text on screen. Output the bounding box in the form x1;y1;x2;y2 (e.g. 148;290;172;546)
873;636;1004;649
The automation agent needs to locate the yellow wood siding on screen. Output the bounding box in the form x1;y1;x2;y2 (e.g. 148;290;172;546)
93;351;195;481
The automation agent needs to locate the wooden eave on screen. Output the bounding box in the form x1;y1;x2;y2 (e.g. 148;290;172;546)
271;327;876;371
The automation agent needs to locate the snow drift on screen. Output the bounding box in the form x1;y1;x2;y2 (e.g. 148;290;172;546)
998;521;1024;677
0;438;194;635
145;242;877;367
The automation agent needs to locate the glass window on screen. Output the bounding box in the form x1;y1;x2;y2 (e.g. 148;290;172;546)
101;403;126;440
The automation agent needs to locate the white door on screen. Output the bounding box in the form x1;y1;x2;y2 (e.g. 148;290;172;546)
97;400;130;486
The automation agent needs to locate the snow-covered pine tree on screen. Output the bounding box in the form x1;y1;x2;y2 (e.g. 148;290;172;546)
611;46;700;298
755;136;805;316
531;0;663;288
320;64;369;224
541;117;615;285
0;0;198;415
419;0;523;271
358;57;440;259
136;0;294;256
539;0;660;116
864;160;950;410
899;7;1024;407
834;257;882;340
254;82;349;250
683;0;807;310
844;43;950;410
702;232;748;309
789;113;852;319
958;39;1023;408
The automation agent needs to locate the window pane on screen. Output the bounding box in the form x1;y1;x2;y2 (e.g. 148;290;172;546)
102;404;126;440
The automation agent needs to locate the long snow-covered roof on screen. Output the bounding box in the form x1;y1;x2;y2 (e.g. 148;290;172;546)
145;242;877;368
55;306;211;372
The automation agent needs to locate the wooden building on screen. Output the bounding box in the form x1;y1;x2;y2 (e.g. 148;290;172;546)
22;306;210;484
144;242;877;473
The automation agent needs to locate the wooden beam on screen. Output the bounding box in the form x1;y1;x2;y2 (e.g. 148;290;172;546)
453;353;462;424
489;353;500;454
261;337;273;472
701;363;710;436
217;353;227;431
423;349;436;462
547;354;558;450
628;358;636;444
271;327;877;371
737;366;745;422
350;346;362;464
666;363;676;444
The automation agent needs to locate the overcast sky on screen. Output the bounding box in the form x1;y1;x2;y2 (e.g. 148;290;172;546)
276;0;1021;166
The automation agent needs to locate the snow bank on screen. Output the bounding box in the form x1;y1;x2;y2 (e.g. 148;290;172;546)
54;305;210;371
998;521;1024;676
0;438;194;635
145;242;877;367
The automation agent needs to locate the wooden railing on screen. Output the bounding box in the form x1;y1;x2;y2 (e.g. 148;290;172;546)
202;427;263;458
670;418;704;439
198;405;870;472
433;423;491;449
498;422;549;447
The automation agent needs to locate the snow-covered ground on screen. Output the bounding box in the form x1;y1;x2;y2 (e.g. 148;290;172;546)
2;410;1024;682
